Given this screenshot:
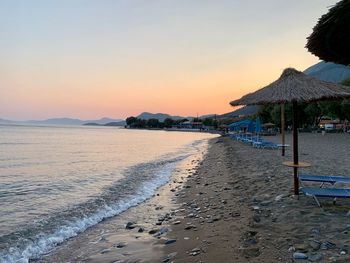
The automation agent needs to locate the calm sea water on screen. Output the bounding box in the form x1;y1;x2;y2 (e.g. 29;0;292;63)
0;125;217;262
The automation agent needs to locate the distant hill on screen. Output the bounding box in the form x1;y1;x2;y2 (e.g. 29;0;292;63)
199;114;216;119
86;117;124;125
104;121;126;126
217;105;260;120
28;118;86;125
0;117;124;126
304;61;350;83
137;112;188;121
0;118;14;124
84;120;126;126
136;112;220;121
135;109;261;122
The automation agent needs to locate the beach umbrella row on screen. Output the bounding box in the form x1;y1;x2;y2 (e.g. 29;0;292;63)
229;0;350;195
230;68;350;195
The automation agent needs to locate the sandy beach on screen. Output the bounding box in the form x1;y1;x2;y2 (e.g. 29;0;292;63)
161;133;350;263
36;132;350;263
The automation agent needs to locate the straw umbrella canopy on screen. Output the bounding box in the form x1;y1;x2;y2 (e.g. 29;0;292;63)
306;0;350;66
230;68;350;195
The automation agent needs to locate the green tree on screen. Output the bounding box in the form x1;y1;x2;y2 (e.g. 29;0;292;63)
147;118;161;128
129;118;146;128
256;77;350;128
304;103;322;126
163;118;175;128
126;116;138;126
340;78;350;121
258;105;274;123
341;77;350;87
202;118;218;128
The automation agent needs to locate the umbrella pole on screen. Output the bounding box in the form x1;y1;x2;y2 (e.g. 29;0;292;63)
281;103;285;156
292;101;299;195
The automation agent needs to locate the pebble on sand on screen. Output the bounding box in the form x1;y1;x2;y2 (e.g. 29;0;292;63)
165;239;177;245
292;252;308;260
125;222;136;230
115;242;127;248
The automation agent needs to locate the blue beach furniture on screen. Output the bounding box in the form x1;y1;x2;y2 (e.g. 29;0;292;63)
300;174;350;187
299;174;350;207
300;187;350;207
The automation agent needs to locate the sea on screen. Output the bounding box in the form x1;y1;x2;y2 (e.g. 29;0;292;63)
0;124;217;263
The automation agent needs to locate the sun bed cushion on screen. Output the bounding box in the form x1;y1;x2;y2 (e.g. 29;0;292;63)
299;174;350;184
300;187;350;198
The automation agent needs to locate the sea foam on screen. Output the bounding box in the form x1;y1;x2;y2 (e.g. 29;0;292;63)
0;160;178;263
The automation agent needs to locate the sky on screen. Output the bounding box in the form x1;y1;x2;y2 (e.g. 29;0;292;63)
0;0;339;120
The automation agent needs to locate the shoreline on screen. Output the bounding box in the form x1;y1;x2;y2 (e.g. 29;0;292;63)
125;126;222;135
36;137;211;263
162;134;350;262
35;133;350;262
161;136;266;262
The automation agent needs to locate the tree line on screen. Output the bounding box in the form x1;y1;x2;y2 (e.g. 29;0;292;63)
125;116;219;129
126;78;350;130
257;78;350;130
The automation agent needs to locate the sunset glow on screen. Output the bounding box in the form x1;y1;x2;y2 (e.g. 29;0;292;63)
0;0;338;120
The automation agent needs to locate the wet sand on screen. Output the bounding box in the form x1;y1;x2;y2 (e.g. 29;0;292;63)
37;133;350;262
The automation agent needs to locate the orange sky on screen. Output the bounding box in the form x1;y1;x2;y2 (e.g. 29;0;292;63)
0;0;338;120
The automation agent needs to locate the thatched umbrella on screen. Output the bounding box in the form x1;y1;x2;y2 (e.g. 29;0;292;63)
306;0;350;66
230;68;350;195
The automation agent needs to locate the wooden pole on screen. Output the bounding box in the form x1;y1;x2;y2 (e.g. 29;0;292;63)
292;101;299;195
281;103;285;156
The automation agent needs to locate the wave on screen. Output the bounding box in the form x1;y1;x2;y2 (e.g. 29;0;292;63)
0;139;206;263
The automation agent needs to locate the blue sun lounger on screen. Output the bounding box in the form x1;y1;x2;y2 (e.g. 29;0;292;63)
299;174;350;187
300;187;350;207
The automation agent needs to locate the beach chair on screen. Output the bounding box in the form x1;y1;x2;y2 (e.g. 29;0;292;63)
241;134;253;144
253;141;262;148
299;174;350;187
250;137;262;147
244;136;257;145
236;134;245;141
300;187;350;207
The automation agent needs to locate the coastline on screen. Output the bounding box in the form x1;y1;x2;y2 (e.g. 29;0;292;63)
124;126;222;135
36;136;211;263
36;133;350;262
